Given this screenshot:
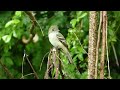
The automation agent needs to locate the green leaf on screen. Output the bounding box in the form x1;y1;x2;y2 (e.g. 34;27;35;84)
70;19;77;28
111;21;116;28
80;13;87;19
56;11;64;16
80;71;87;79
76;11;82;17
5;19;20;28
5;20;13;28
77;54;84;61
73;55;78;60
2;35;11;43
12;19;20;24
13;30;17;38
76;13;87;22
15;11;22;17
109;29;114;36
78;47;84;53
111;36;117;42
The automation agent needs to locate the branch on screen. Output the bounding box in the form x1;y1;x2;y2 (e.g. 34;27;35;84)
44;49;53;79
95;11;102;79
22;11;36;44
100;11;107;79
59;59;65;79
25;55;39;79
0;60;14;79
25;11;44;36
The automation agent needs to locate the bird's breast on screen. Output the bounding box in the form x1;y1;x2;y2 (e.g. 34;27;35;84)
48;32;60;48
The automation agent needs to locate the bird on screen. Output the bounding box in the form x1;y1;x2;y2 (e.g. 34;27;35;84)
48;25;73;64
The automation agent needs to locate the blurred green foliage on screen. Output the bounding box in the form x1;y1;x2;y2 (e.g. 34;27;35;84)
0;11;120;79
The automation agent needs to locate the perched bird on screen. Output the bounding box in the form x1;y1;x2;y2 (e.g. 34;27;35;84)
48;25;73;64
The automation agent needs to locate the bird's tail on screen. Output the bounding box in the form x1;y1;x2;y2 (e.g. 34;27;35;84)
66;51;73;64
62;46;73;64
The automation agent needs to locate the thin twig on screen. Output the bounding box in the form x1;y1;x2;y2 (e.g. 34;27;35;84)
106;45;111;79
73;32;88;55
26;55;39;79
21;50;26;78
106;14;111;79
0;59;14;79
35;20;44;36
111;43;119;67
39;51;49;72
44;49;53;79
20;73;34;79
23;73;34;77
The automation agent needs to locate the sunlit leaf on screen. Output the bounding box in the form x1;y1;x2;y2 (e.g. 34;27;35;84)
76;13;87;22
111;36;117;42
2;35;11;43
76;11;82;17
15;11;22;17
77;54;84;61
109;29;114;36
80;13;87;19
13;30;17;38
70;19;77;28
5;20;13;28
12;19;20;24
5;19;20;28
78;47;84;53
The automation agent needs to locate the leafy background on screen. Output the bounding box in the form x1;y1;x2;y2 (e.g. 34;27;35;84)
0;11;120;79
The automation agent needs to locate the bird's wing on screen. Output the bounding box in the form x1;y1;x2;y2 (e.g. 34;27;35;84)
56;32;68;48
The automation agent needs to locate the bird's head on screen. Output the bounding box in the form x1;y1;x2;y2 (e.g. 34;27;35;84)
48;25;60;34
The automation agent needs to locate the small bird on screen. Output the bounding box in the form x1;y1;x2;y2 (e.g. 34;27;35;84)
48;25;73;64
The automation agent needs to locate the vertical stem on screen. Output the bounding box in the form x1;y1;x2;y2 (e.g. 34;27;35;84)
111;43;119;67
95;11;102;79
88;11;97;79
100;11;107;79
106;13;111;79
